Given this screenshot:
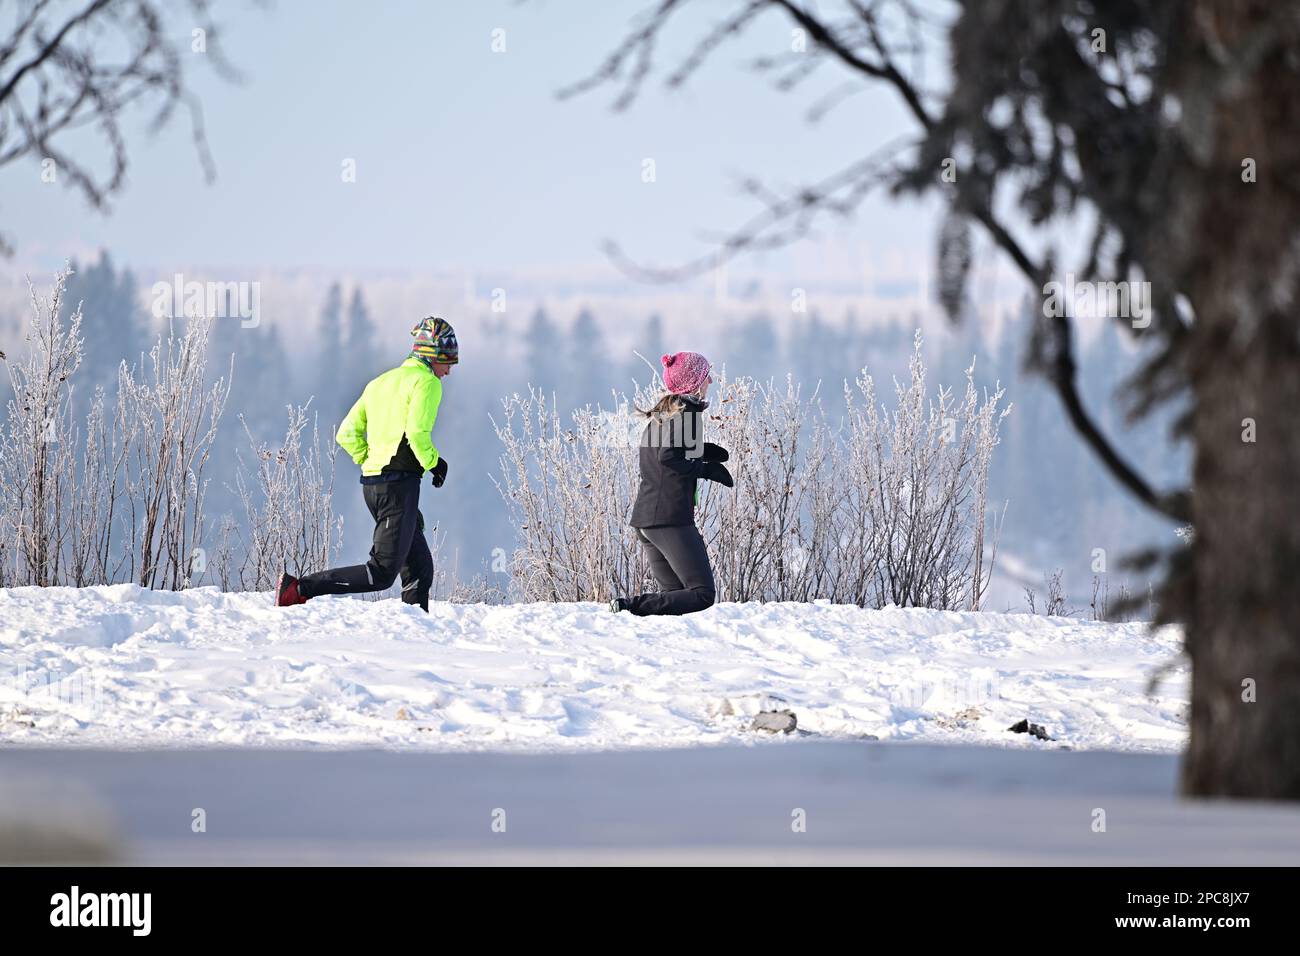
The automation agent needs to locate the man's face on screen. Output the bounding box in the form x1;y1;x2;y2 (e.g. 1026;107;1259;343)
433;362;454;378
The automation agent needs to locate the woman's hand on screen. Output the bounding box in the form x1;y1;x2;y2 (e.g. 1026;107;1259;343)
702;462;734;487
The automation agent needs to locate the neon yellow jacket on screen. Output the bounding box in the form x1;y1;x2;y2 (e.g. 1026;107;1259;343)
336;358;442;476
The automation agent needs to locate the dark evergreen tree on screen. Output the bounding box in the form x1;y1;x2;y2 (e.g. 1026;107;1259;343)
523;307;561;399
725;313;781;385
342;287;380;412
315;282;344;411
567;308;610;409
58;251;145;419
623;313;666;392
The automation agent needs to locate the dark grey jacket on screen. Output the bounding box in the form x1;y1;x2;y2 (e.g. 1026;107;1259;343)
629;398;707;528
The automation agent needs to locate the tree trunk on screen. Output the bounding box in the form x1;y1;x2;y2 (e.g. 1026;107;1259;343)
1180;1;1300;797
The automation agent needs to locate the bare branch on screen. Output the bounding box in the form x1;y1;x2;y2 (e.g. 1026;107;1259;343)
666;0;767;89
554;0;686;109
603;134;916;282
0;0;245;247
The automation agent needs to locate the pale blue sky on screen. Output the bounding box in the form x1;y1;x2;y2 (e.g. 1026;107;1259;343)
3;0;943;283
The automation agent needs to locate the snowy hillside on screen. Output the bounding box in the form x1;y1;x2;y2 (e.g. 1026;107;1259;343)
0;586;1188;753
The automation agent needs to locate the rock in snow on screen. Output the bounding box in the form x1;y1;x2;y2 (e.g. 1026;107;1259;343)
0;585;1188;753
749;710;798;734
1007;718;1053;741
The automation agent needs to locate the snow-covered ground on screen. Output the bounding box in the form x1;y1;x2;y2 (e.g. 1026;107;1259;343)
1;585;1187;753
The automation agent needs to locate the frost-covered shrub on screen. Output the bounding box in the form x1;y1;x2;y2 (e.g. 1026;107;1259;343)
493;389;651;601
116;315;230;588
0;270;85;586
232;403;343;591
1;270;231;589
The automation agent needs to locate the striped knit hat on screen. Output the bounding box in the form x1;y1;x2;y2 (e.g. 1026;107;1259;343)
410;317;458;366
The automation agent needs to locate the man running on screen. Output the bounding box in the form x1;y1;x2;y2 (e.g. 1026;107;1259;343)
276;316;457;612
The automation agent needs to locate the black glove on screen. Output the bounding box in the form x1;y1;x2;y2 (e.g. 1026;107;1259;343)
701;461;734;488
430;457;449;488
702;442;730;463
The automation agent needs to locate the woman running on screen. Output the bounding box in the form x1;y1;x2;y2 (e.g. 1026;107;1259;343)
611;351;733;616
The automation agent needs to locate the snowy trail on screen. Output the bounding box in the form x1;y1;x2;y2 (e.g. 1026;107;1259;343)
0;585;1188;752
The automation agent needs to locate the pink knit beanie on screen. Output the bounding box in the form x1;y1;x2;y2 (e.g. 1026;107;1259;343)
661;351;711;395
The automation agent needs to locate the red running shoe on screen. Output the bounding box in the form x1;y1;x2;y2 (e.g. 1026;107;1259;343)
276;572;309;606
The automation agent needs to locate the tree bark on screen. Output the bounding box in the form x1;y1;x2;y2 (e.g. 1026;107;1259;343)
1180;1;1300;797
